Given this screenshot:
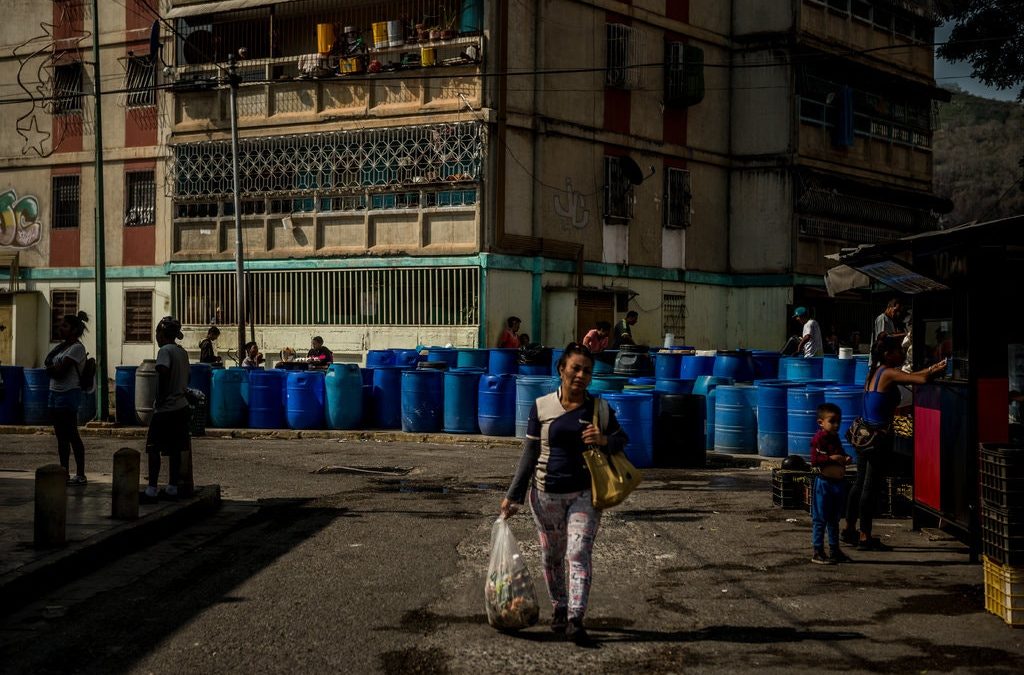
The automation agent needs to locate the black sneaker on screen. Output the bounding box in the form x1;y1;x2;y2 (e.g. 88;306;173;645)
566;618;593;645
829;546;853;563
857;537;893;551
811;549;834;565
551;607;568;634
840;528;859;546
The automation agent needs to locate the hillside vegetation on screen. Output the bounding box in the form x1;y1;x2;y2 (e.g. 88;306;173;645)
933;87;1024;227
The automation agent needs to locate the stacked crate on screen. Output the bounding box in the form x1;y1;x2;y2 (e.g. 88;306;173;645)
771;468;809;509
980;444;1024;626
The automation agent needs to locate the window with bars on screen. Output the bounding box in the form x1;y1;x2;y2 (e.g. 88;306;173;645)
665;168;692;229
52;175;81;229
662;294;686;343
665;42;706;107
125;289;154;343
124;55;155;107
125;171;156;226
603;157;634;223
606;23;640;90
50;290;78;342
53;63;84;115
172;267;480;327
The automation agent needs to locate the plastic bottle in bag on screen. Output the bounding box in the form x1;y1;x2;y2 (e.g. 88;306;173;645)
484;518;540;631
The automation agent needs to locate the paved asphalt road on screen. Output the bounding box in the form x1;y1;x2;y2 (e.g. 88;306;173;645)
2;434;1024;674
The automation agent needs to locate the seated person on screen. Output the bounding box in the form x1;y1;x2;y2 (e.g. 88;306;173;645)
308;336;334;366
241;341;264;368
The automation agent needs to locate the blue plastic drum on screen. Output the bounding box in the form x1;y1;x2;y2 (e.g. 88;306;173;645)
713;385;757;454
0;366;24;424
402;369;444;433
713;351;755;383
756;381;803;458
249;369;287;429
825;385;865;455
602;392;655;468
210;368;249;428
286;370;325;430
588;375;628;394
681;354;715;380
854;355;871;386
188;363;213;400
787;386;826;458
822;356;856;385
515;376;559;438
426;348;459;369
654;378;695;395
550;348;565;377
455;349;489;371
488;348;519;376
517;364;550;376
693;375;734;397
655;352;684;381
366;350;395;368
325;364;363;430
372;366;405;429
784;357;823;381
751;351;781;380
478;374;517;436
390;349;421;369
443;369;482;433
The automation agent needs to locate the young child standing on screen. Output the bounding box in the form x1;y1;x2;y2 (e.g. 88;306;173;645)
810;402;853;565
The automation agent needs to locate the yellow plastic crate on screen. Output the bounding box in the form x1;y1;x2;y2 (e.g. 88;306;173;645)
983;555;1024;627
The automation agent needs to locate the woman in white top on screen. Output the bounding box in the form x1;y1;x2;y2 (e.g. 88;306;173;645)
44;311;89;486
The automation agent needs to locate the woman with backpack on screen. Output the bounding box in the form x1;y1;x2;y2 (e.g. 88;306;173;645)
44;311;91;486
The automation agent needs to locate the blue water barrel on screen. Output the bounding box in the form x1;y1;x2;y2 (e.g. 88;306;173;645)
372;366;405;429
286;370;325;430
756;381;804;457
515;375;559;438
402;369;444;433
361;367;375;387
602;392;654;469
713;351;755;383
550;348;564;376
391;349;421;369
588;375;628;394
655;352;684;380
455;349;489;370
459;0;483;33
693;375;733;397
785;357;823;381
361;384;374;427
210;367;249;428
628;377;656;386
714;385;757;454
593;351;617;375
188;363;213;400
822;356;856;385
326;364;363;430
366;350;395;368
751;351;781;380
654;393;705;468
77;389;96;426
114;365;137;426
23;368;50;425
443;369;482;433
825;385;865;455
854;356;871;385
705;389;717;450
488;348;519;376
426;348;458;369
681;354;715;380
655;378;694;395
478;374;517;436
787;386;826;458
518;364;550;376
0;366;24;424
249;369;287;429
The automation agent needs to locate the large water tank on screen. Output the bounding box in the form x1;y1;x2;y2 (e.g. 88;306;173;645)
286;370;325;430
0;365;24;424
249;369;287;429
210;367;249;428
515;375;559;438
443;368;482;433
134;360;158;426
714;385;757;454
325;364;363;430
602;391;654;469
478;374;516;436
401;369;444;433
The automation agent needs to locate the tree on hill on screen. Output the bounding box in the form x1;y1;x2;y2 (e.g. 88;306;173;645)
936;1;1024;102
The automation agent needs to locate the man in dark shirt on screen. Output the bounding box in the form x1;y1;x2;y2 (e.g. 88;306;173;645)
198;326;222;365
612;311;638;348
307;336;334;366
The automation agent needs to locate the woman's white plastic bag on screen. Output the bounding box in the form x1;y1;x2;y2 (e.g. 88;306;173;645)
484;518;540;631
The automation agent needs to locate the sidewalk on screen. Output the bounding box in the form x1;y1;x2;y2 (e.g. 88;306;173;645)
0;469;220;614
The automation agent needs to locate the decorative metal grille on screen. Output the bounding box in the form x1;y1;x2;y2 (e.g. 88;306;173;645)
50;290;78;342
662;293;686;343
603;157;633;223
169;122;484;201
123;55;155;108
124;289;154;343
606;23;642;90
665;168;692;229
172;266;480;327
798;216;904;244
125;171;156;226
52;175;81;229
53;63;83;115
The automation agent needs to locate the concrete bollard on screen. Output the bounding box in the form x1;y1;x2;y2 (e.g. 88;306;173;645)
34;464;68;548
112;447;140;520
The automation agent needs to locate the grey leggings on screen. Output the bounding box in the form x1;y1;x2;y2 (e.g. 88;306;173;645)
52;407;85;476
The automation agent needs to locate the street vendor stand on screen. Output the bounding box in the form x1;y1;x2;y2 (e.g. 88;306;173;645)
825;216;1024;555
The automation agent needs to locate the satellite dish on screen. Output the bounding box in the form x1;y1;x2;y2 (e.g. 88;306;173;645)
149;20;160;63
620;157;644;185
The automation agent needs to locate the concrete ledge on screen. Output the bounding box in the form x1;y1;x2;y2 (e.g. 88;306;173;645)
0;484;221;616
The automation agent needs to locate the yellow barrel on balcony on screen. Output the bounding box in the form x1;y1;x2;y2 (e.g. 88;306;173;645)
372;22;389;49
420;47;436;67
316;23;335;54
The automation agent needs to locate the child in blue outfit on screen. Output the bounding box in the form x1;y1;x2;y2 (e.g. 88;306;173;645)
810;402;853;565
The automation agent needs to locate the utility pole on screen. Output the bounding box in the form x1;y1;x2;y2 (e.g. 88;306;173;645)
90;0;109;420
227;56;245;360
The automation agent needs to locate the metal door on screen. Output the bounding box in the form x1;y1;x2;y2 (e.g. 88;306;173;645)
576;292;614;345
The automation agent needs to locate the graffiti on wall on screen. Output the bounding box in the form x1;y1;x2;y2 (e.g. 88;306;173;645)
553;178;590;230
0;190;42;248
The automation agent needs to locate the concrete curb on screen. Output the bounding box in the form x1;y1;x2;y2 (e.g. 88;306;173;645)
0;484;221;616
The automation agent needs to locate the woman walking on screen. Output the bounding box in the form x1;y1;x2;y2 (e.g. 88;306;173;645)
499;343;628;644
843;335;945;550
44;311;90;485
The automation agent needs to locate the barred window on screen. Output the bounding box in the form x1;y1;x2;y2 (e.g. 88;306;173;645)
606;24;641;90
125;171;156;226
603;157;634;223
53;63;83;115
124;55;155;108
663;294;686;343
124;289;153;343
665;168;692;229
50;290;78;342
52;175;81;229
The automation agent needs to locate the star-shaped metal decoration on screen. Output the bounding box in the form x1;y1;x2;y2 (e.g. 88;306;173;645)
17;116;50;157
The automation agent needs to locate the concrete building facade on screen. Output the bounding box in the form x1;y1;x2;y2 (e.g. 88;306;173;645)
0;0;946;371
